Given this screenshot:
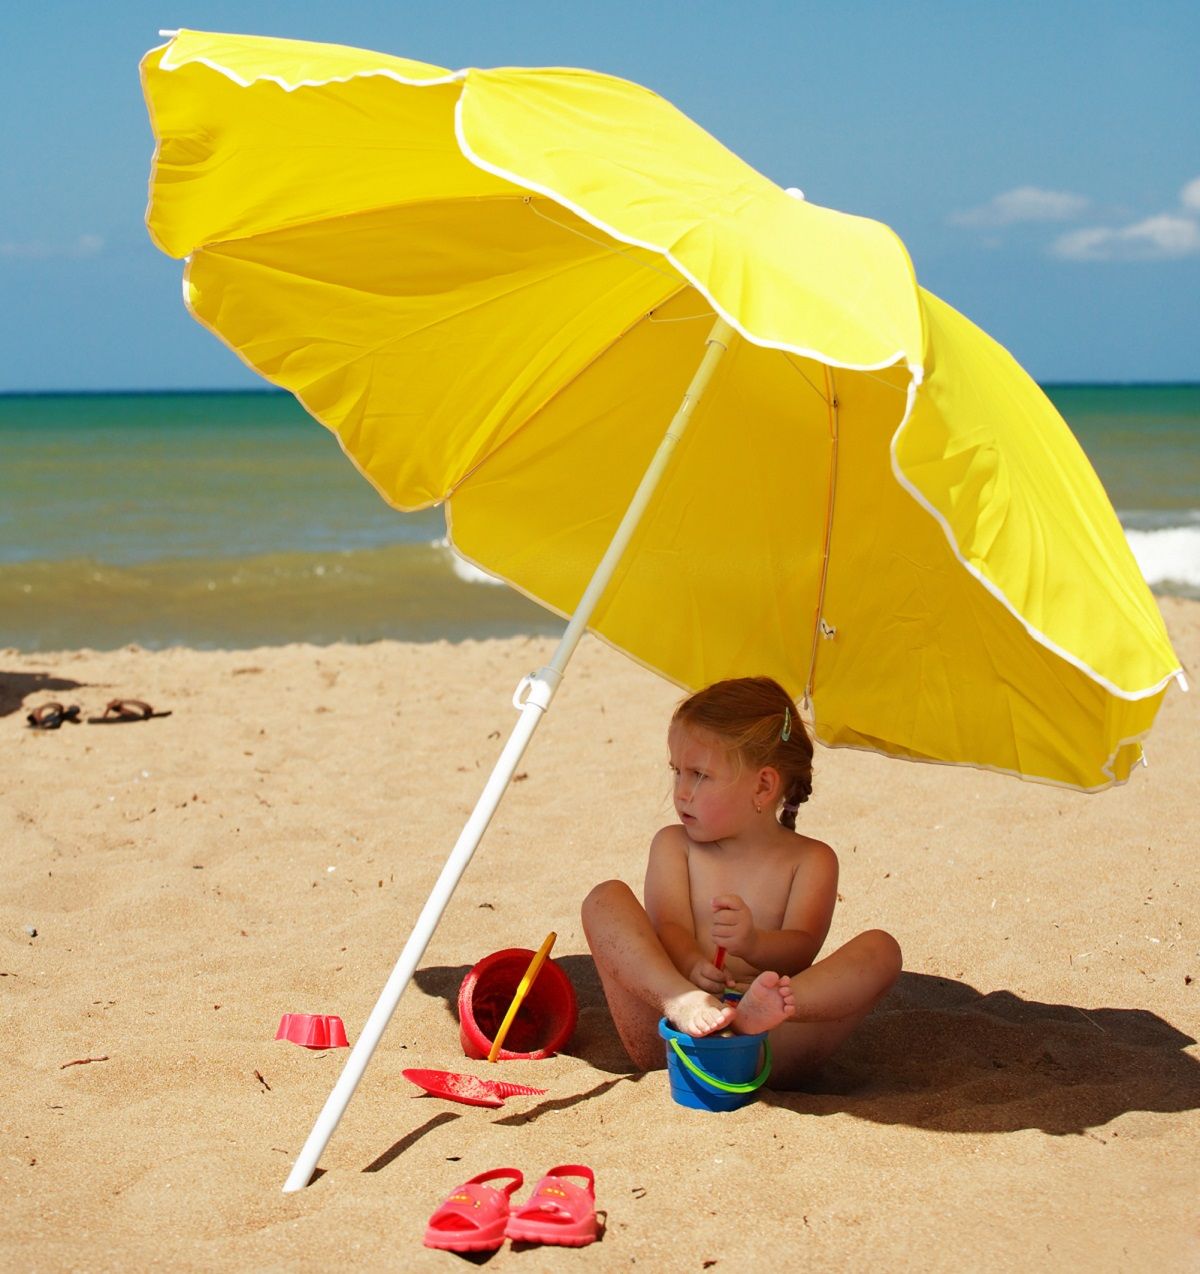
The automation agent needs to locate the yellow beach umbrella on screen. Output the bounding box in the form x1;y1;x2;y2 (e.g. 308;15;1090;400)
141;29;1183;1188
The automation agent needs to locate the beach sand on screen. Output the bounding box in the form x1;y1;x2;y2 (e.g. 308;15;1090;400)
3;598;1197;1271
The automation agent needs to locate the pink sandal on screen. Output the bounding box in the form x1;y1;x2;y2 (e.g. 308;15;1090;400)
505;1164;598;1247
423;1167;523;1252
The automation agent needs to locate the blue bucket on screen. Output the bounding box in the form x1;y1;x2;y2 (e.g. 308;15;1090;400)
658;1018;771;1112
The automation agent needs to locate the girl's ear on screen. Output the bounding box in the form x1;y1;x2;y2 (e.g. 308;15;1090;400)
756;766;783;805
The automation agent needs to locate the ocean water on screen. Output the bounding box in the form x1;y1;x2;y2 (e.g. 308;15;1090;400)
2;385;1197;651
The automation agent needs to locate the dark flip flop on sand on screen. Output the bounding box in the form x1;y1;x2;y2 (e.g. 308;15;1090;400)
87;698;172;724
26;702;82;729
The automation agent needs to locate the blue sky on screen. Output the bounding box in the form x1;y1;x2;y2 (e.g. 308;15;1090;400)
3;0;1197;390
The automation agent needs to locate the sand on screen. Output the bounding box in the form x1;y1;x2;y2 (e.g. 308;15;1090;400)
2;599;1197;1272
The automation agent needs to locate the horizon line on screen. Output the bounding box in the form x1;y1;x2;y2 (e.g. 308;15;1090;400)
3;380;1199;399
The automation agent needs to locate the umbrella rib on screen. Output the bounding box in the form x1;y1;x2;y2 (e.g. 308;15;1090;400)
203;232;677;386
522;195;689;286
854;365;911;395
804;366;840;709
646;307;718;324
185;188;642;263
442;280;689;498
782;352;833;406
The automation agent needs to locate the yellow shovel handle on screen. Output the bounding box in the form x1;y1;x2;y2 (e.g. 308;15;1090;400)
486;932;557;1062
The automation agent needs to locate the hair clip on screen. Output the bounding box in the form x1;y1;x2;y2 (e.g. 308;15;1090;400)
781;706;792;742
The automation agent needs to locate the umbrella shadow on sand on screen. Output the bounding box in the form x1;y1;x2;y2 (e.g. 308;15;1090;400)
0;670;88;719
415;959;1199;1137
788;971;1200;1137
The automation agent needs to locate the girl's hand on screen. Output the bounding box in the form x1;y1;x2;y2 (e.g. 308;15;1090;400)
711;894;757;959
687;958;728;995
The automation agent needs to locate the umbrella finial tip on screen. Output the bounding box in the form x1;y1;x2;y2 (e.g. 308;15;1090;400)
785;187;805;201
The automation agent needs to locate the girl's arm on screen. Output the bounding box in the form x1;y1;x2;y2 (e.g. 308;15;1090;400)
713;840;839;975
644;826;726;993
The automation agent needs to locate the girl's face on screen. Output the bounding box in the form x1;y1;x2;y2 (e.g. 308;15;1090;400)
667;722;759;843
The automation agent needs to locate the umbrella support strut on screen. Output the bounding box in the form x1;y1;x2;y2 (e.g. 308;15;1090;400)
282;315;736;1192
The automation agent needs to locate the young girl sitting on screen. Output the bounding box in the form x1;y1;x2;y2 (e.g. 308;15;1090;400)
582;675;901;1088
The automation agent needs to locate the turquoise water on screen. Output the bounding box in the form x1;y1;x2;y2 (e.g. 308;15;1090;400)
0;391;556;650
2;385;1197;651
1042;384;1199;524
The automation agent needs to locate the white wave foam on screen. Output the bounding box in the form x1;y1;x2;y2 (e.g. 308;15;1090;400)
435;528;1200;595
434;537;505;586
1126;525;1200;589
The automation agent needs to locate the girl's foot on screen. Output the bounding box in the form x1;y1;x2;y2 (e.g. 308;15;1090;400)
663;988;737;1038
732;971;795;1035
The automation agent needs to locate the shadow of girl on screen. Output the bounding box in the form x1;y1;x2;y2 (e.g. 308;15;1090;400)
765;971;1200;1136
414;960;1199;1136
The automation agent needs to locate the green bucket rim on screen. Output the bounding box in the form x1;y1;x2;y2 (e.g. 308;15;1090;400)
667;1035;772;1094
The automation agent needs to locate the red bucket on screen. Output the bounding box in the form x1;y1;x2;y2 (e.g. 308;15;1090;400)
457;947;578;1061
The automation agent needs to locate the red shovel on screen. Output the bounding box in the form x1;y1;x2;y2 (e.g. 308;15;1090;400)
402;1068;547;1109
713;946;741;1004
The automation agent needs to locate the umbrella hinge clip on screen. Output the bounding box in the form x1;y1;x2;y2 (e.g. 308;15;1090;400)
513;667;561;712
819;618;837;640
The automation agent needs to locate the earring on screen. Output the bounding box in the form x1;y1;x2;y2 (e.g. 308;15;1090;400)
754;802;762;814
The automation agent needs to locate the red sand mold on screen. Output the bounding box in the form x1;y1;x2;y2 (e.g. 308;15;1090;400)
275;1013;349;1048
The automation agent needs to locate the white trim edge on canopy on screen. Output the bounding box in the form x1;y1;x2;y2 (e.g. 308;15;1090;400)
152;30;1185;708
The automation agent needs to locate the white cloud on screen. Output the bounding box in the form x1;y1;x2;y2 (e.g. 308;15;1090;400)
1052;213;1200;261
0;234;105;260
953;176;1200;263
949;186;1089;228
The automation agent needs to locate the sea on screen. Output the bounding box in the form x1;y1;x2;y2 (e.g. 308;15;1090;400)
2;385;1197;652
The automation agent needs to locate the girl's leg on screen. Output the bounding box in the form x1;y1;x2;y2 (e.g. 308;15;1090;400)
766;928;902;1089
581;880;736;1069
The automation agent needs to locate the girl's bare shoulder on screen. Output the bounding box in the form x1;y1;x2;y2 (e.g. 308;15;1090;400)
650;823;690;854
652;822;687;841
782;828;838;872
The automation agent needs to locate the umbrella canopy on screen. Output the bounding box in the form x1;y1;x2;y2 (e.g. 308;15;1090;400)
142;30;1181;788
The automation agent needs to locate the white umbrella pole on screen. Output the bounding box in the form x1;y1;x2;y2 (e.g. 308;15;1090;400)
283;315;735;1193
